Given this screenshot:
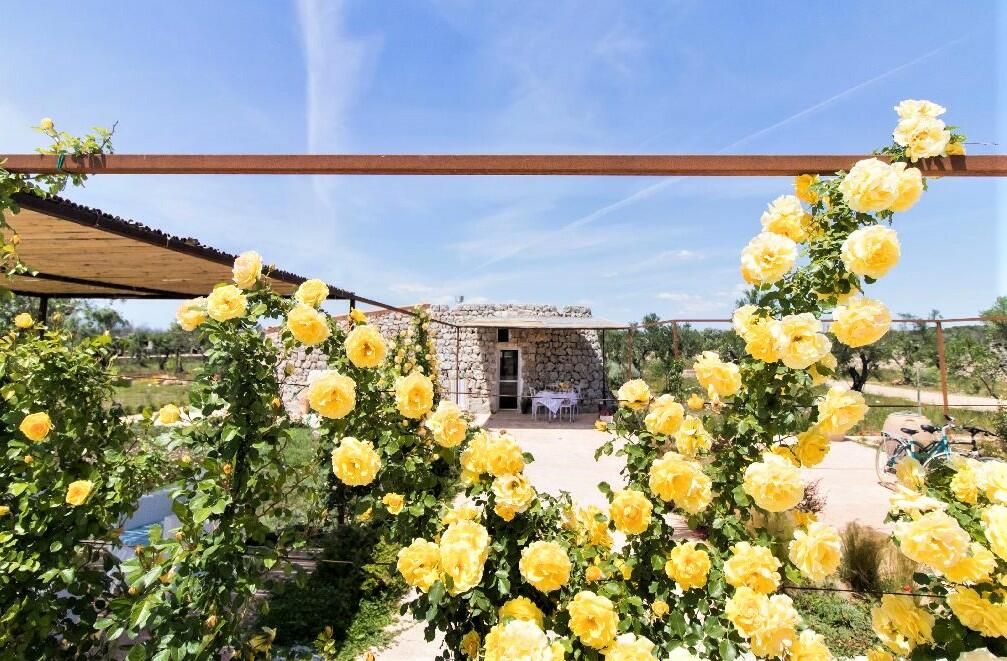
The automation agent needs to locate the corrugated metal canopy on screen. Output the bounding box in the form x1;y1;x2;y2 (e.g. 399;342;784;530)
4;193;353;300
459;316;627;330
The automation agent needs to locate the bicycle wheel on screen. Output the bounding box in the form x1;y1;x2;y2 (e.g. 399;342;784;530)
875;435;904;486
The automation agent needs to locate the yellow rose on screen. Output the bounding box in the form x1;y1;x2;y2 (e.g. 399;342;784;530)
294;278;329;307
572;505;613;549
609;489;652;535
382;493;404;515
895;455;925;490
808;352;837;386
594;420;609;432
979;460;1007;504
651;599;669;619
673;415;712;457
648;452;712;514
664;541;711;591
483;620;552;661
725;586;767;637
895;99;946;119
838;157;900;213
947;588;1007;639
306;371;356;419
795;426;830;467
498;596;545;628
439;520;490;595
866;648;895;661
287;303;330;346
484;433;525;477
585;565;604;582
604;633;657;661
396;538;441;592
770;444;799;466
894;510;970;572
175;298;207;331
567;590;619;649
760;194;811;243
0;505;9;517
65;479;94;506
39;117;55;131
345;324;386;368
816;385;868;436
945;140;966;156
732;304;758;339
395;371;434;419
232;250;262;289
442;501;482;526
749;594;799;659
943;543;997;584
693;351;741;398
519;540;571;593
617;379;651;410
644;394;684;436
794;174;820;205
14;312;33;329
724;542;781;594
789;522;842;582
460;630;481;659
206;284;248;322
427;401;468;448
778;313;831;370
841;226;901;280
686;393;704;411
492;473;536;521
740;232;797;285
743;316;783;363
793;510;817;527
156;404;181;425
330;437;381;486
889;162;924;213
19;412;52;442
893;114;950;161
982;504;1007;560
349;307;368;324
743;452;804;513
460;429;491;477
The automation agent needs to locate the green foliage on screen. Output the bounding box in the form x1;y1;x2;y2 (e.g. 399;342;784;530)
261;524;407;655
0;324;154;658
789;589;875;658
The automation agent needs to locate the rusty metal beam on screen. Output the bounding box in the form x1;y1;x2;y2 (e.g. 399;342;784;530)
2;154;1004;176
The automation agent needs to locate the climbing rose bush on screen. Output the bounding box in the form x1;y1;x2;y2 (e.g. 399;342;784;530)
392;100;1004;661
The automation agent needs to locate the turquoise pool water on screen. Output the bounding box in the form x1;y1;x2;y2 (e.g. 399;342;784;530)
120;522;157;546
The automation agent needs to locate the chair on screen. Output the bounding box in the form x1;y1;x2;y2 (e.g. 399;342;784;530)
529;386;548;420
558;397;575;422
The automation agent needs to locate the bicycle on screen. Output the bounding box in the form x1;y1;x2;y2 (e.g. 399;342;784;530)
874;415;993;486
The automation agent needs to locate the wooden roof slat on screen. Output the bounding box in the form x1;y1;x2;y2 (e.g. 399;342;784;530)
3;193;355;300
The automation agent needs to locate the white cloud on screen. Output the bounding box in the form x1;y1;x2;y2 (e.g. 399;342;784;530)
295;0;381;206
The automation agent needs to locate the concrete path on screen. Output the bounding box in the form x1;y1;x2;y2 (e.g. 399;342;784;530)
833;380;1001;411
802;439;891;532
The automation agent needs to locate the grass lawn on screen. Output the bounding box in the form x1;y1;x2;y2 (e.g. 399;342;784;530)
854;392;998;435
113;382;191;414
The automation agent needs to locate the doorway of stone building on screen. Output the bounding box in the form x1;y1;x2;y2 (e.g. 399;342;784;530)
498;348;520;410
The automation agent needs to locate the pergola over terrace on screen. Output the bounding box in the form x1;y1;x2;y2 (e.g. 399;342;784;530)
3;151;1006;413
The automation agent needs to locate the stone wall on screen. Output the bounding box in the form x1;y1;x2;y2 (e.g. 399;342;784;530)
270;303;606;417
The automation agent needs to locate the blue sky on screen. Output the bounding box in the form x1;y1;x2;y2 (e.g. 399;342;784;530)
1;1;1004;328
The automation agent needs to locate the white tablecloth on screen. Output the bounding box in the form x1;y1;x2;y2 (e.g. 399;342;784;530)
532;390;578;414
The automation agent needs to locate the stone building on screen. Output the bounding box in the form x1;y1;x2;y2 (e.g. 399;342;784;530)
271;303;622;416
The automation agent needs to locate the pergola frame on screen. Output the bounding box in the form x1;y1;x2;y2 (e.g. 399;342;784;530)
4;151;1006;413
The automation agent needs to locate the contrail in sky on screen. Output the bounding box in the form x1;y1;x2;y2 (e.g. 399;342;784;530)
465;36;965;275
